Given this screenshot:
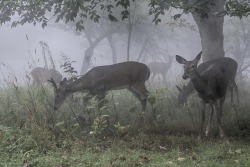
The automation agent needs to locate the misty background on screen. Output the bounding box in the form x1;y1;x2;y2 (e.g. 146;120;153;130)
0;12;203;86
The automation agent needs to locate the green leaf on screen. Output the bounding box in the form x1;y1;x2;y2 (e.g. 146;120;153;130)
173;14;182;20
108;14;118;22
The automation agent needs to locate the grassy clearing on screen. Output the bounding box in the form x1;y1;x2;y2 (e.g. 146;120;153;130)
0;82;250;166
1;133;250;167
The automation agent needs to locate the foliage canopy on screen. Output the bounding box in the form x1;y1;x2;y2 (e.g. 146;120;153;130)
0;0;249;31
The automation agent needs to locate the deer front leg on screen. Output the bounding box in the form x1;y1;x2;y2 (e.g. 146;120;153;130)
96;92;106;111
130;83;149;112
213;100;226;138
199;101;206;139
83;93;94;107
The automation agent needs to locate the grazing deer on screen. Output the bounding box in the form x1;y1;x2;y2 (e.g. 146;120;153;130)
48;61;153;111
30;67;62;85
148;56;173;82
176;57;238;106
176;52;230;139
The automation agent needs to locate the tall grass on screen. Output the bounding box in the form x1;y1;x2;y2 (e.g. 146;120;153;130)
0;71;249;166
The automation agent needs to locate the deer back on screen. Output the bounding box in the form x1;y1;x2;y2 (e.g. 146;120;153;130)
31;67;62;84
82;61;150;91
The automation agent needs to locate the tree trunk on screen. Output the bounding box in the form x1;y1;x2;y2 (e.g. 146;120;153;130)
191;0;226;62
127;15;132;62
80;30;116;74
107;34;118;64
80;46;94;75
136;36;148;62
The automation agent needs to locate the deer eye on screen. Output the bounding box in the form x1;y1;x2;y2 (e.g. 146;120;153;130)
183;65;186;69
191;65;195;68
56;95;59;98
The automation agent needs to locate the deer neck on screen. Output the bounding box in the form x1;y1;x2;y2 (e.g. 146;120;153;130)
190;70;207;93
66;77;91;94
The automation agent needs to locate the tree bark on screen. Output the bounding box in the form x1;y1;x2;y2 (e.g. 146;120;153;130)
127;15;132;62
136;36;148;62
80;46;94;75
107;34;118;64
80;30;117;74
190;0;226;62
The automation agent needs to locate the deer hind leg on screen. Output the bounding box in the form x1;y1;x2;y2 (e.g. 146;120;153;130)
229;81;239;105
162;73;167;86
151;73;156;81
130;83;149;112
233;82;239;104
229;85;234;105
214;98;226;138
199;101;206;139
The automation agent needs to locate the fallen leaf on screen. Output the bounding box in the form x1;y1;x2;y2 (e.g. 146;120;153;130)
235;149;242;154
177;157;186;161
166;161;174;165
234;160;239;164
159;146;168;151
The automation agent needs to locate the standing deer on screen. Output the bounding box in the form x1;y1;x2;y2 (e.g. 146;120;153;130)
176;52;231;139
30;67;62;85
176;57;238;106
148;56;173;82
48;61;153;111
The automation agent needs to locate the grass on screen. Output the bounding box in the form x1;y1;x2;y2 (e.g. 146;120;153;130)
1;133;250;167
0;82;250;166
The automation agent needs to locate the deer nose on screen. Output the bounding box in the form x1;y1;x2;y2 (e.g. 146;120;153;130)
54;106;58;110
182;75;188;80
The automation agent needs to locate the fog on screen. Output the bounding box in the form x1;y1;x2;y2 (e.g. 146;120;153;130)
0;24;83;80
0;14;202;86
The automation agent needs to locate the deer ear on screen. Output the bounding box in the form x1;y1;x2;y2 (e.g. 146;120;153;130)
60;78;67;87
62;78;67;82
194;51;202;63
176;55;186;64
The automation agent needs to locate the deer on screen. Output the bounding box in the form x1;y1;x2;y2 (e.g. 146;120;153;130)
48;61;154;112
176;57;238;106
148;56;174;82
30;67;62;85
176;52;232;139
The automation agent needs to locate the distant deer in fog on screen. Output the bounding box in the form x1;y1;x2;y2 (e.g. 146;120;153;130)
30;67;62;85
148;56;174;82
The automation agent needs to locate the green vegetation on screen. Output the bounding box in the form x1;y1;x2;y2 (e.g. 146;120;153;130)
0;83;249;166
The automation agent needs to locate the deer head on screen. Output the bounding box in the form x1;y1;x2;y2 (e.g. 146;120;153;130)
176;52;202;79
48;78;70;110
176;85;188;106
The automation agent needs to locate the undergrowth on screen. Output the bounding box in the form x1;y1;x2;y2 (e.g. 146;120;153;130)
0;80;249;166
